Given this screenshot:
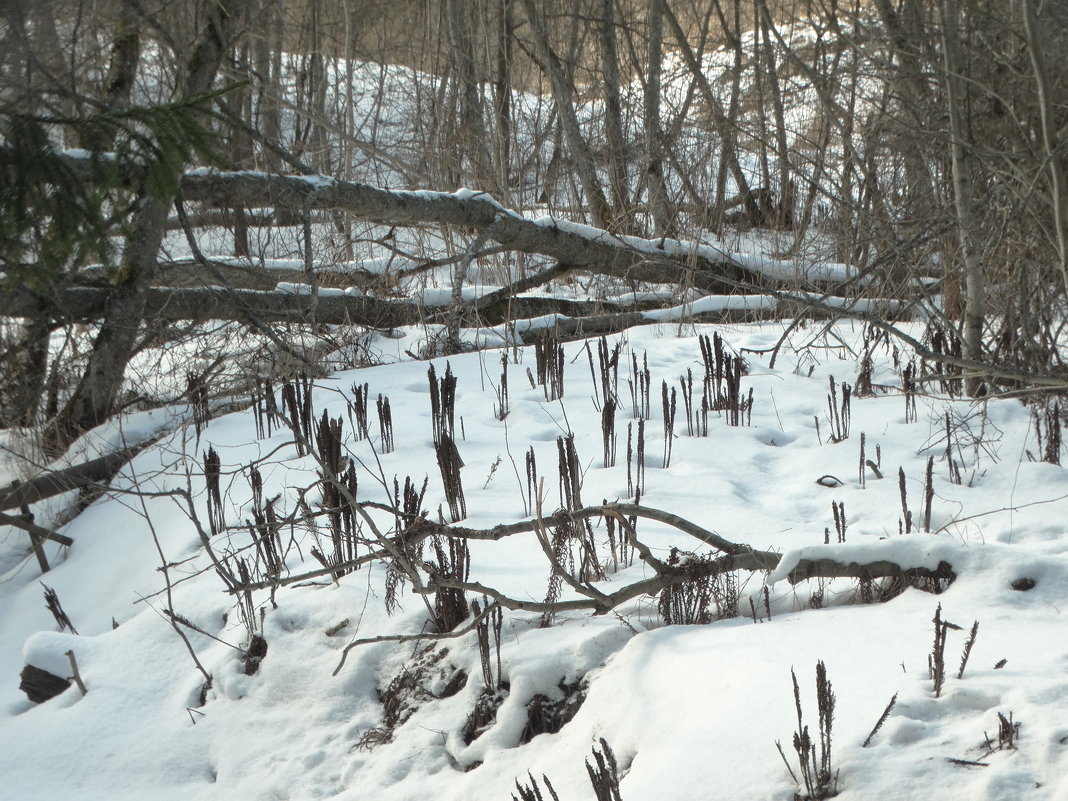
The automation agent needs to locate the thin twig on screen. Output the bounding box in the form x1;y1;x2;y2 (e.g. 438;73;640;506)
332;599;503;676
65;650;87;695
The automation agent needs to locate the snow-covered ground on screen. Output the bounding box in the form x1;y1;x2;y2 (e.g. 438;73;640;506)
2;320;1066;801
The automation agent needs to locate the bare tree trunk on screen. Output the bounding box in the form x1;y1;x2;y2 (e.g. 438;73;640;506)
599;0;631;225
643;0;672;235
46;197;167;452
751;0;771;205
446;0;493;189
755;0;791;228
307;0;331;174
1;0;76;141
250;0;282;169
938;0;984;395
518;0;613;229
492;0;515;205
229;28;254;258
663;0;752;223
101;0;142;111
1021;0;1068;301
1;318;51;427
2;0;142;430
760;2;857;256
44;0;246;453
871;0;940;252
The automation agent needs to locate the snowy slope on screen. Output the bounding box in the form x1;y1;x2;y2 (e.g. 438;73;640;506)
2;321;1067;801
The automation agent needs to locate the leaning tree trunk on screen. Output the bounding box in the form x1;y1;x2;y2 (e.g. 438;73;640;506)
518;0;614;230
43;0;245;454
44;196;170;452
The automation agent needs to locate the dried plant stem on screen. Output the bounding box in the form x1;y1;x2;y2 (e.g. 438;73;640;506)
776;739;801;786
958;620;979;680
923;455;935;531
65;650;87;695
862;693;898;747
899;467;912;534
586;738;623;801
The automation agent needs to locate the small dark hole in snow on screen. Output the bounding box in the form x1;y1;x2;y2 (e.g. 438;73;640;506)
1011;577;1036;591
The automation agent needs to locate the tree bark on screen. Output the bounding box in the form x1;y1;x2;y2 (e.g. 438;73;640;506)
663;1;752;219
755;0;791;228
0;444;144;512
491;0;515;204
46;194;171;452
230;502;957;626
938;0;984;395
446;0;493;190
599;0;631;225
643;0;672;234
0;317;51;427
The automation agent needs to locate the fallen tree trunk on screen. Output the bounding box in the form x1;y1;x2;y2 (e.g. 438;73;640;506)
0;286;422;328
0;285;779;335
19;664;70;704
0;444;143;512
45;155;837;295
175;172;782;293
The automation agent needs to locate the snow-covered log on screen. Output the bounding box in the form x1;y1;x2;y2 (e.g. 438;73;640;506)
40;153;844;294
175;171;824;293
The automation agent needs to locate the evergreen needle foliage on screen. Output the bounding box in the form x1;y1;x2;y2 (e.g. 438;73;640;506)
1;92;229;288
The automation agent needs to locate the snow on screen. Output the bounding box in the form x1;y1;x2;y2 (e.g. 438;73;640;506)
1;321;1066;800
58;148;117;162
641;293;777;319
523;214;855;286
276;282;356;298
765;537;963;586
0;19;1054;798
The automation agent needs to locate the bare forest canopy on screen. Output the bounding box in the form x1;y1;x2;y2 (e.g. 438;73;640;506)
2;0;1068;452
